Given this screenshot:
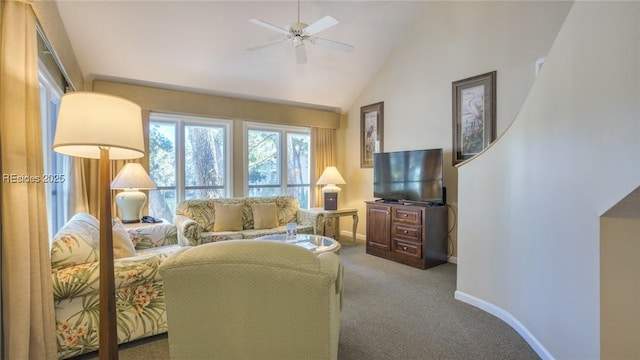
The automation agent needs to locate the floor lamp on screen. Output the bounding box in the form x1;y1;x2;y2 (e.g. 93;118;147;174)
53;92;144;360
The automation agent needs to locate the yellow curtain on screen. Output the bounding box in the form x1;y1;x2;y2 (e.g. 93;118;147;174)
311;127;337;207
0;0;58;358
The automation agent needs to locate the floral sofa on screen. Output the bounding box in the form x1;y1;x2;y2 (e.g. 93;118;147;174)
51;213;179;359
174;195;325;246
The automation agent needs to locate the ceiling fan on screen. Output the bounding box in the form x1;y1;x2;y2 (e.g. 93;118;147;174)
247;1;354;64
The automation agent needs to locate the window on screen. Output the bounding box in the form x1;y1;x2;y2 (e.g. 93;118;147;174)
148;113;232;220
245;123;310;208
39;65;68;236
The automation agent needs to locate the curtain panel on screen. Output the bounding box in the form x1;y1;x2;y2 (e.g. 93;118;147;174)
0;0;58;358
311;127;337;207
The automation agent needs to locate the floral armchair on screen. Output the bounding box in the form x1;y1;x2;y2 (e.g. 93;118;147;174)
174;195;325;246
51;213;179;359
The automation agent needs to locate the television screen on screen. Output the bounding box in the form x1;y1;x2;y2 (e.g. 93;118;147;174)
373;148;444;204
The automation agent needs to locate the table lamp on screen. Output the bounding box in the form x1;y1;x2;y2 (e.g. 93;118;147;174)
111;163;157;223
316;166;346;210
53;92;144;360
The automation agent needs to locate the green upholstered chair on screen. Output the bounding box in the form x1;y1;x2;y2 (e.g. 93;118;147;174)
159;240;343;360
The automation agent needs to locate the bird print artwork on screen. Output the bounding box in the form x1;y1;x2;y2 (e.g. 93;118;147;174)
461;85;485;155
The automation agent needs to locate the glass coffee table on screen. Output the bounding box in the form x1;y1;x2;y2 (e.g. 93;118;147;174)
256;234;341;254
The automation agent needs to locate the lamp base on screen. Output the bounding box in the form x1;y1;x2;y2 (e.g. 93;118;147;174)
115;190;147;223
323;192;338;211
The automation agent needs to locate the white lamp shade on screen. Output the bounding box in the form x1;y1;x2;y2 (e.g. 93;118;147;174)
317;166;346;195
111;163;157;190
316;166;346;186
53;92;144;159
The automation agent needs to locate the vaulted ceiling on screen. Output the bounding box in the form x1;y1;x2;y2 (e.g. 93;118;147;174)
55;1;427;113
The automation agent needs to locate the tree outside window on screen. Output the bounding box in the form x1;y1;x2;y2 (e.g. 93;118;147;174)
148;114;231;220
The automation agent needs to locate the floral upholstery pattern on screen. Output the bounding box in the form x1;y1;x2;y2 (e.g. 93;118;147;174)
51;213;100;271
51;213;179;359
128;223;177;250
174;195;325;246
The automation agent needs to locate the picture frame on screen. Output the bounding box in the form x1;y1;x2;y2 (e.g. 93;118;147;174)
452;71;497;165
360;102;384;168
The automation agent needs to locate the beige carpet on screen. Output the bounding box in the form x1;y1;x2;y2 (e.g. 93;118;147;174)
71;244;539;360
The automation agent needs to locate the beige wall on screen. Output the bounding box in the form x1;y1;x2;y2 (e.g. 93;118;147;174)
456;2;639;358
92;80;340;129
338;1;572;256
92;80;341;197
601;215;640;359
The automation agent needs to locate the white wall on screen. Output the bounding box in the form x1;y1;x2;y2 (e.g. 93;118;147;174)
339;1;572;256
456;2;639;359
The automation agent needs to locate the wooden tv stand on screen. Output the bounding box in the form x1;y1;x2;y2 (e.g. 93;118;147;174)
365;201;448;269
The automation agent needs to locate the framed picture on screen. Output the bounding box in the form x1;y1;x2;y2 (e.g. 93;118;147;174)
360;102;384;168
452;71;496;165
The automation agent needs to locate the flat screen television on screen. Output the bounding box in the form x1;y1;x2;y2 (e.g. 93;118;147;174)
373;148;444;204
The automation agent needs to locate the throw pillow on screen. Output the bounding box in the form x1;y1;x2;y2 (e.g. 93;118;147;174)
252;203;279;229
213;203;243;231
112;218;137;259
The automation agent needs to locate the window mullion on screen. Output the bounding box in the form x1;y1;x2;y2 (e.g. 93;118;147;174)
177;119;185;204
281;129;288;194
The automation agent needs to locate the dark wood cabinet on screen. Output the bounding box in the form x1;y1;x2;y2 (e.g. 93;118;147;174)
365;203;391;251
365;201;448;269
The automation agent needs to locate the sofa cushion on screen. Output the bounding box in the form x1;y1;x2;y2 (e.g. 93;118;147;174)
213;203;243;231
252;203;279;229
51;213;100;271
113;218;136;259
244;196;299;228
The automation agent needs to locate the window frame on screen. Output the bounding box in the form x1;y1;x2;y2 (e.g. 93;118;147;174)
149;112;233;212
243;122;311;205
39;60;67;237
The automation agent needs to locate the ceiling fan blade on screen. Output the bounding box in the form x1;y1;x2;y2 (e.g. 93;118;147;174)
246;38;290;51
304;15;338;36
249;19;290;35
295;43;307;64
314;37;354;53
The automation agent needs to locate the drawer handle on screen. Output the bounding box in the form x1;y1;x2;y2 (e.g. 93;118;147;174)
402;246;408;250
402;214;408;217
403;230;408;234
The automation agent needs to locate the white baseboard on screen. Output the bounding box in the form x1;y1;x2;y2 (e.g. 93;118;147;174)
454;291;554;360
447;256;457;264
339;230;365;244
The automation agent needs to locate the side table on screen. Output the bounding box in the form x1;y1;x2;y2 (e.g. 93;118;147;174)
122;219;170;229
309;208;359;244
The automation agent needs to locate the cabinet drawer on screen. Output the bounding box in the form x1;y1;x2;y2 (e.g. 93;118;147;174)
392;208;422;225
392;223;422;243
393;240;422;259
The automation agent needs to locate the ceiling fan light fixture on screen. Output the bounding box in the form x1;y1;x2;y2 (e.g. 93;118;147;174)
247;1;354;62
